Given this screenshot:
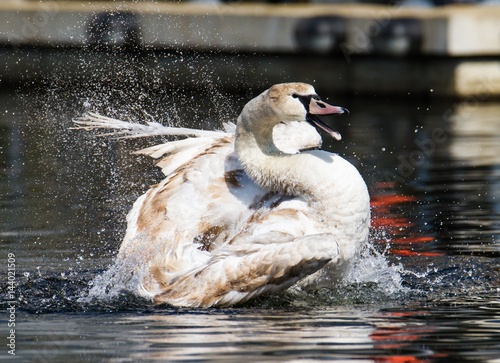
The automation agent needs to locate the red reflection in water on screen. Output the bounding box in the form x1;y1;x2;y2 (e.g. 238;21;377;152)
375;356;432;363
370;182;443;257
369;184;448;362
390;250;443;257
370;311;449;362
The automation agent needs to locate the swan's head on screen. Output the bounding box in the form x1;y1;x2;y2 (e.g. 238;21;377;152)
240;83;347;142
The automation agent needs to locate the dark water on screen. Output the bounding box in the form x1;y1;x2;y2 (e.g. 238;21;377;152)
1;69;499;362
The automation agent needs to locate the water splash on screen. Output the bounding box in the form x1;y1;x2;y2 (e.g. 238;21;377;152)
81;243;150;305
344;240;405;296
79;229;406;310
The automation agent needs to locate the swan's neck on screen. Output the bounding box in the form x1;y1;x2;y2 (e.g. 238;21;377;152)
235;111;370;258
235;112;352;206
235;112;301;195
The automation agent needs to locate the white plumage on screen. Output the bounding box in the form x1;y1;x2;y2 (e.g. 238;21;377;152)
75;83;370;308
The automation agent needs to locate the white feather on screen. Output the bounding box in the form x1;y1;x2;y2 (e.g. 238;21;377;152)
73;111;225;138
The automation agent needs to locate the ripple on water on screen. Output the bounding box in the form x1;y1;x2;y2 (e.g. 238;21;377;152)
3;238;407;314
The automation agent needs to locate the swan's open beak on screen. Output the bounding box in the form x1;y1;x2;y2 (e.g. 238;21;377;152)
307;99;348;141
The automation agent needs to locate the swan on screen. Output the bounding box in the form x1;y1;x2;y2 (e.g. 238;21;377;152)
74;82;370;308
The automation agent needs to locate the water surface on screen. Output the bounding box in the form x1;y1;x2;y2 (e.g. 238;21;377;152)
1;79;499;362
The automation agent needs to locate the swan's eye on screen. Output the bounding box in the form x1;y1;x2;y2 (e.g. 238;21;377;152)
292;94;299;98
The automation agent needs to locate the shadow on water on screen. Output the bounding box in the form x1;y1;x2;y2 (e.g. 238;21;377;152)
1;54;499;361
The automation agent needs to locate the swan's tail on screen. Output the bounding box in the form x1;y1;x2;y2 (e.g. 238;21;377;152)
72;112;234;139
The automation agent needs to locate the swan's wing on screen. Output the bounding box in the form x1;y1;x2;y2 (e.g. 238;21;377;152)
150;234;338;307
73;112;251;257
116;139;265;262
73;112;233;177
133;177;340;307
73;112;227;138
135;136;233;177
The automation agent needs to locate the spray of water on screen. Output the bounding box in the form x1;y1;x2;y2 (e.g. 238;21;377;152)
9;36;418;311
